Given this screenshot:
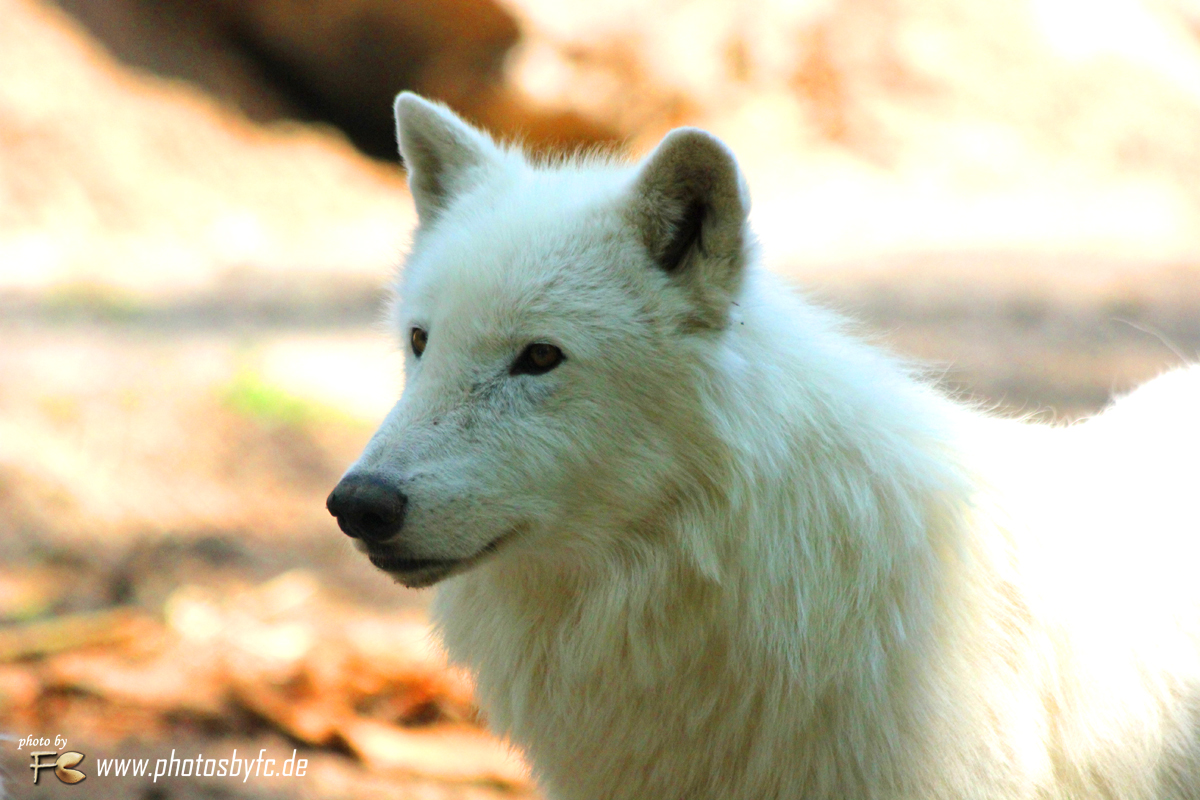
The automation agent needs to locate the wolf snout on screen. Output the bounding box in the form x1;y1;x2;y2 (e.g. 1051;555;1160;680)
326;473;407;542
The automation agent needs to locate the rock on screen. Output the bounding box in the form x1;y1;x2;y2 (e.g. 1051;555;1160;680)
48;0;617;159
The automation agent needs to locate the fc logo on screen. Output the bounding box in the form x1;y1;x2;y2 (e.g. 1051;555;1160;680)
30;751;86;785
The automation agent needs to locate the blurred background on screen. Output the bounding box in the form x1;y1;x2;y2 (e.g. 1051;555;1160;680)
1;0;1199;796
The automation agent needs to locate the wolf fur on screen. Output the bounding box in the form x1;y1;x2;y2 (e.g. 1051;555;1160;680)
337;92;1200;799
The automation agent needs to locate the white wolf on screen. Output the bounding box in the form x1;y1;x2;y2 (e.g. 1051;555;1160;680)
327;93;1200;799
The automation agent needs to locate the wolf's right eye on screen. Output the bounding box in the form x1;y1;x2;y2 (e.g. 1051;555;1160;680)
411;327;428;358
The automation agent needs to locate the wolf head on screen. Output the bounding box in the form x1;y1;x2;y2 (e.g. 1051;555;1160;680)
327;93;754;588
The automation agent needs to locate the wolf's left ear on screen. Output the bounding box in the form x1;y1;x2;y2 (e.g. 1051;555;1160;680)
394;92;500;224
628;128;752;326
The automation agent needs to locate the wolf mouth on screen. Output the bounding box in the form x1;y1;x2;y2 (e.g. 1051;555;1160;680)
366;552;456;573
365;532;514;588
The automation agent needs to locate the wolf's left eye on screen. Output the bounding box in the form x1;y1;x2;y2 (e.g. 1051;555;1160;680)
511;343;564;376
411;327;428;358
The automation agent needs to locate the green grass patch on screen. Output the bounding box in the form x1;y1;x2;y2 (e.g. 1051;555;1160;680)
222;370;342;429
43;282;146;322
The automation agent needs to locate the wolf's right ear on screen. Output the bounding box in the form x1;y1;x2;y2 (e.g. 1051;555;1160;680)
394;93;499;224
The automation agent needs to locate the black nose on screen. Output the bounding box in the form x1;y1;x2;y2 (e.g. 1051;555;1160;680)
326;473;407;543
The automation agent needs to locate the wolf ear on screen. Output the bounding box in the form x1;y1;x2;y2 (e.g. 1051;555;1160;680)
628;128;751;327
394;92;499;224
